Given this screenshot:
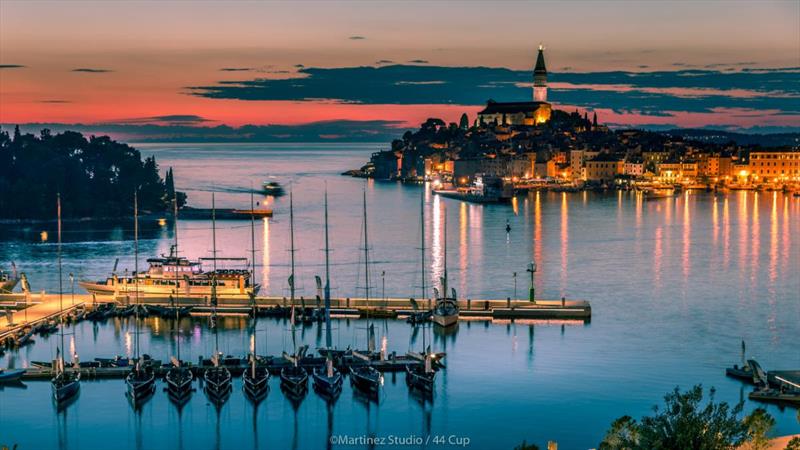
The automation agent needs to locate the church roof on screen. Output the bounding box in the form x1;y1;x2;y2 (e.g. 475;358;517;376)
478;100;549;115
534;47;547;74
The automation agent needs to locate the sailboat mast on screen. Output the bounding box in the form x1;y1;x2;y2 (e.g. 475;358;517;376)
57;193;65;367
212;192;219;360
172;186;181;363
362;189;370;342
289;190;297;361
324;189;332;350
420;189;426;300
134;190;140;362
250;189;257;301
250;190;257;364
289;190;296;305
443;209;448;298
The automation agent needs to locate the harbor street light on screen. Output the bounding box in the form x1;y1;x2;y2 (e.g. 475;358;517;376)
513;272;517;299
527;261;537;303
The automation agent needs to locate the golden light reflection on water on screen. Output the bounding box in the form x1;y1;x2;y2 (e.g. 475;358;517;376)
653;226;663;289
459;202;467;298
262;217;270;295
560;192;568;296
723;197;730;269
738;191;749;284
682;193;691;283
431;194;443;289
750;193;760;287
712;196;719;247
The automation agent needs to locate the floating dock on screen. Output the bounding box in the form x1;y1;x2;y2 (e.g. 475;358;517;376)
1;293;590;341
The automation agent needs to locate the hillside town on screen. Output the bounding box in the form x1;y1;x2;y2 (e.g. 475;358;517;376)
350;47;800;195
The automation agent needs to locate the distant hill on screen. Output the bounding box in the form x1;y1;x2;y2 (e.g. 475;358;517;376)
657;129;800;147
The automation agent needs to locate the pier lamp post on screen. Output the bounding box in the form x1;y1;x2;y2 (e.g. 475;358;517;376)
513;272;517;299
69;273;74;306
527;261;537;304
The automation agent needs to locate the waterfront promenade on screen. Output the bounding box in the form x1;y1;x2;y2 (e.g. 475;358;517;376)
0;292;590;339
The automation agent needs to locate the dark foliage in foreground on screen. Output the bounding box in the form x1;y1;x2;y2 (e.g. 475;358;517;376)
598;385;768;450
0;127;185;219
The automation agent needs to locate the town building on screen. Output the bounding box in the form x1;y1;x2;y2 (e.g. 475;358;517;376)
478;45;551;126
748;149;800;183
453;156;531;185
583;154;623;182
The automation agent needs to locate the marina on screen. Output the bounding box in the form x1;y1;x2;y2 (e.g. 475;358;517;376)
0;143;797;449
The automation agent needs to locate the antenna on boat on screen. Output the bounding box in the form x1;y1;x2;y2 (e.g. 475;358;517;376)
420;188;426;300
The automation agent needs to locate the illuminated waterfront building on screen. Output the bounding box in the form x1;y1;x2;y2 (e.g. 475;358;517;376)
477;45;551;126
748;149;800;183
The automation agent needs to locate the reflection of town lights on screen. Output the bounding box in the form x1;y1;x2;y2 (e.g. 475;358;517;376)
158;218;167;226
40;231;48;242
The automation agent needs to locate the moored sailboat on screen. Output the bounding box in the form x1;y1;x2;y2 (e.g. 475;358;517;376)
349;190;382;399
165;195;194;406
243;190;270;402
125;191;156;406
51;194;81;405
312;189;343;399
279;191;309;402
432;211;459;328
203;193;233;405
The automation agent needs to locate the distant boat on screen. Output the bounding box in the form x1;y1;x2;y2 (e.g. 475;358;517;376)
0;368;26;383
262;181;285;197
643;188;675;200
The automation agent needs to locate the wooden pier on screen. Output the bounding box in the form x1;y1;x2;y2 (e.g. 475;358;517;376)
1;292;590;341
0;292;85;341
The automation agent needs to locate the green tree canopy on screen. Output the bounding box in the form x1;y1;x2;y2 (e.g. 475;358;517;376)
599;385;754;450
0;128;186;219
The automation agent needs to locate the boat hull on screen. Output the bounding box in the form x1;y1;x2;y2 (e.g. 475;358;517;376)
0;369;26;383
203;367;232;403
79;281;257;301
243;368;270;401
312;369;343;397
166;368;194;404
432;312;458;327
280;366;308;398
52;372;81;403
405;366;435;393
350;367;381;397
126;370;156;403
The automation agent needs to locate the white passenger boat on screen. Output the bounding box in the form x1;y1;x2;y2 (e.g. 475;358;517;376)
79;246;258;301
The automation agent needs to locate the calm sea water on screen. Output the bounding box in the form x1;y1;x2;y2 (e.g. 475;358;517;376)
1;143;799;450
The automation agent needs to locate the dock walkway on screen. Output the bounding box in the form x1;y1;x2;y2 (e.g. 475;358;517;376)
0;292;84;340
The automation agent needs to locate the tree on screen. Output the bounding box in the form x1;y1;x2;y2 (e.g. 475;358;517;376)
459;113;469;130
743;408;775;450
599;385;750;450
599;416;639;450
785;436;800;450
513;441;539;450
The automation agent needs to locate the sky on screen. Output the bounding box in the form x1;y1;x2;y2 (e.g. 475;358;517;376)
1;0;799;140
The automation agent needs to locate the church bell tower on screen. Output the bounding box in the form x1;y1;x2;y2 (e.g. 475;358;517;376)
533;44;547;102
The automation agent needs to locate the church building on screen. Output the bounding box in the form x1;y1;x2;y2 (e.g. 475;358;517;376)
478;45;552;126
